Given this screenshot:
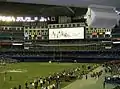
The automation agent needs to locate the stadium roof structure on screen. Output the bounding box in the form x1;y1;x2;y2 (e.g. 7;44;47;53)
0;2;87;16
35;43;99;46
3;0;120;8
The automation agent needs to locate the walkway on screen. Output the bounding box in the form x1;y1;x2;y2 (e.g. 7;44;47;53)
62;66;115;89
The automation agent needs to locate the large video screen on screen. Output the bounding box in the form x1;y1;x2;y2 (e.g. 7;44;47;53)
49;27;84;40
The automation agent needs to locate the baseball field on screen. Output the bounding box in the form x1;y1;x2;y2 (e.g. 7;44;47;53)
0;62;97;89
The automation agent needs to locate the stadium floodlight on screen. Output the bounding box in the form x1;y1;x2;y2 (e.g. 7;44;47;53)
16;17;23;22
2;16;15;22
39;17;47;22
12;43;23;46
86;5;120;29
113;41;120;44
0;15;53;22
34;17;38;20
114;8;120;15
1;16;7;21
84;15;87;19
25;17;31;22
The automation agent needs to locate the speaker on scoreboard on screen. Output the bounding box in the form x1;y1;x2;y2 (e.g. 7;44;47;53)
86;5;120;29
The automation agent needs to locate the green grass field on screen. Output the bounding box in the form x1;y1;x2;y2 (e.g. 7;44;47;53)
0;62;96;89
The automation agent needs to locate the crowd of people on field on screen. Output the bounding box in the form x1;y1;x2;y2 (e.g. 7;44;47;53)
104;60;120;74
9;64;99;89
103;60;120;89
0;57;18;65
90;70;103;79
113;85;120;89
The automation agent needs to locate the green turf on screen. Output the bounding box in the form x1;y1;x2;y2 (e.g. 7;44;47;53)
0;62;95;89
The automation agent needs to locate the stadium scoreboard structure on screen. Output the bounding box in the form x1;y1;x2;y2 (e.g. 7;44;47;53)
86;27;112;39
24;28;48;40
48;23;85;40
49;27;84;40
0;14;116;49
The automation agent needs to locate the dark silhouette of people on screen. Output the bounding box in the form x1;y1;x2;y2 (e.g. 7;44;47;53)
13;87;17;89
25;82;28;88
103;81;106;88
7;64;99;89
10;76;12;81
18;85;21;89
85;75;88;80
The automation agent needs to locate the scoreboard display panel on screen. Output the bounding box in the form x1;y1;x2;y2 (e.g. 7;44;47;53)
49;27;84;40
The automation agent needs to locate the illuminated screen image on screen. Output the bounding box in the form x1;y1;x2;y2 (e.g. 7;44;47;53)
49;27;84;40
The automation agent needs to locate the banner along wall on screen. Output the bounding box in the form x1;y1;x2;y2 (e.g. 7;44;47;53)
49;27;84;40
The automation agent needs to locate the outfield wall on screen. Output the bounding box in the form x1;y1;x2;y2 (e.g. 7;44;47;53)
11;56;119;63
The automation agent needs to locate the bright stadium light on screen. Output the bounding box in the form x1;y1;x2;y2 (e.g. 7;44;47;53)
12;43;23;46
2;16;6;21
6;16;11;22
113;41;120;44
47;17;50;20
39;17;47;22
114;8;120;15
34;17;38;20
25;17;31;22
11;16;16;22
16;17;23;22
0;15;52;22
84;15;87;19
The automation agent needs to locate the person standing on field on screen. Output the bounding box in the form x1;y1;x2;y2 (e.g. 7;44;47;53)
10;76;12;81
103;81;106;88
